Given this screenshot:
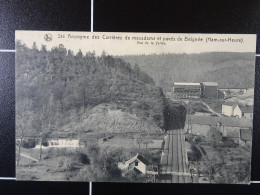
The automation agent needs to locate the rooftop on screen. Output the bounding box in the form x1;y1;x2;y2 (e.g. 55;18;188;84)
186;115;253;128
240;106;253;113
173;82;200;86
201;82;218;87
124;153;149;166
222;102;237;106
124;167;142;176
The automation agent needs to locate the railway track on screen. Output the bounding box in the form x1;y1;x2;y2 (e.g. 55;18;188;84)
161;129;191;183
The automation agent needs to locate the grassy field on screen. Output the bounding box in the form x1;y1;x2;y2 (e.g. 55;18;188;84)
17;156;69;181
98;135;163;150
16;147;83;181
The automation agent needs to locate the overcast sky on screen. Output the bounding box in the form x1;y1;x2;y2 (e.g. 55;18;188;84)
16;31;257;56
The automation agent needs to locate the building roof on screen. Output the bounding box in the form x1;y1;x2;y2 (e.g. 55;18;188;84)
173;82;200;86
186;115;253;128
124;167;142;176
240;129;252;141
201;82;218;87
223;102;237;106
240;106;253;114
124;153;149;166
226;131;240;138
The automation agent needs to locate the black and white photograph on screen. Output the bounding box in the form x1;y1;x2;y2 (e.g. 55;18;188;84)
15;31;256;183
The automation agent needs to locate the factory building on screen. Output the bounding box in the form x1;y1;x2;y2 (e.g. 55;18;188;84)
173;82;219;99
173;82;201;99
201;82;219;99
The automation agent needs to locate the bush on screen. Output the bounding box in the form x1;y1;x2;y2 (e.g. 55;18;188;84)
21;139;37;149
71;150;91;165
191;146;202;160
107;166;122;178
195;137;202;143
78;153;90;165
58;159;64;168
42;141;49;147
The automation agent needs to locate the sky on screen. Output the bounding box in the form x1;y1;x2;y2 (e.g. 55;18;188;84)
16;31;257;56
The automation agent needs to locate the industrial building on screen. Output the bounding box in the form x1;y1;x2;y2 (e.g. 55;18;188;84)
173;82;219;99
172;82;201;99
201;82;219;99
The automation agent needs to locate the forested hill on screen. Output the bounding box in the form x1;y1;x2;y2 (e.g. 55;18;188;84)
121;52;255;91
16;41;165;137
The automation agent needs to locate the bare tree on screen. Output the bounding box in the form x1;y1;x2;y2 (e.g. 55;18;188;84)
38;98;55;161
143;134;154;150
134;134;143;150
16;99;31;166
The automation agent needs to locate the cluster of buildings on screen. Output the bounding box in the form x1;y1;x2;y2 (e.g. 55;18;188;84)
172;82;221;99
174;81;253;147
222;102;253;119
185;115;253;147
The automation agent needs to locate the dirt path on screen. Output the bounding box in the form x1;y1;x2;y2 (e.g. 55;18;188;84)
201;102;221;116
20;153;39;162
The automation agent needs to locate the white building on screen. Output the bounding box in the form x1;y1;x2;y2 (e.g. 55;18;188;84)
233;105;242;118
118;153;149;175
35;139;80;148
222;102;237;117
222;102;253;119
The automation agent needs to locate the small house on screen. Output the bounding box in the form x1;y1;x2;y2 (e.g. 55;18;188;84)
240;106;253;119
118;153;149;176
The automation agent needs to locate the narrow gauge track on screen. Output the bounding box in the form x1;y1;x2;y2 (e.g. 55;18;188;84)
178;129;185;183
163;130;171;183
162;129;189;183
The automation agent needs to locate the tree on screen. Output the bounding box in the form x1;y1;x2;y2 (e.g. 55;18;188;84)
95;78;105;101
37;97;56;161
78;80;87;110
207;127;222;148
134;134;143;150
16;99;32;166
40;45;47;53
143;134;154;150
133;63;141;80
32;42;38;51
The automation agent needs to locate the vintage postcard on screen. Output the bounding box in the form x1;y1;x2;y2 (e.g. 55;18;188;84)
15;31;256;183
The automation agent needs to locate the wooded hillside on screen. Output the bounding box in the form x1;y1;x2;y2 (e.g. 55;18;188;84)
16;41;165;138
122;52;255;91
